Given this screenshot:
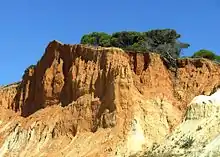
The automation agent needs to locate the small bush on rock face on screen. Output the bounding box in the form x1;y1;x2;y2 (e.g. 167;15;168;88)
24;65;35;74
22;64;36;80
181;136;195;149
196;125;202;131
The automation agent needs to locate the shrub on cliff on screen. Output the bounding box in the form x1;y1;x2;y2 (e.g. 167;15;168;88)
22;65;36;79
192;49;220;62
192;49;216;60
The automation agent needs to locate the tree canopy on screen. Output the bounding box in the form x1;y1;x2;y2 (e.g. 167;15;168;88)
81;32;111;47
192;49;220;62
80;29;190;69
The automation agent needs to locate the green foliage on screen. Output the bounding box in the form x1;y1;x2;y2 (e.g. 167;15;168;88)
144;29;180;46
80;32;111;47
192;49;216;60
80;29;190;69
110;31;141;48
214;55;220;62
192;49;220;63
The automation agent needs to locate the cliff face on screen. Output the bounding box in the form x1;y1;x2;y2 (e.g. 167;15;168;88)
9;41;220;117
0;40;220;157
0;82;19;110
145;90;220;157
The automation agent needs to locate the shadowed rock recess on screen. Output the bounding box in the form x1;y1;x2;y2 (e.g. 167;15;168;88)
0;40;220;157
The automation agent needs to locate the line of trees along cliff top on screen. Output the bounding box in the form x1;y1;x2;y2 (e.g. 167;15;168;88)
80;29;190;69
80;29;220;65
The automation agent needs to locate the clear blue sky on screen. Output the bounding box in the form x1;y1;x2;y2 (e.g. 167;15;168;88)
0;0;219;85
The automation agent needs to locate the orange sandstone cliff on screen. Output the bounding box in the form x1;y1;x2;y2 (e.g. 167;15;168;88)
0;40;220;157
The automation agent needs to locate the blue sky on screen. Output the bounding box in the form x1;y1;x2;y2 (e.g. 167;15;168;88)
0;0;219;85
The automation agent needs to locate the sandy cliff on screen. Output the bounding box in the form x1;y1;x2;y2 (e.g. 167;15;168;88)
145;89;220;157
0;40;220;157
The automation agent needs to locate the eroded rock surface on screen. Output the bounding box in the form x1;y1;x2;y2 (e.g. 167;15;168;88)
143;89;220;157
0;40;220;157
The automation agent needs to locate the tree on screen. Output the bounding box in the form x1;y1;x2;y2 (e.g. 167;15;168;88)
143;29;190;59
144;29;180;46
110;31;141;48
192;49;220;64
80;32;111;47
192;49;216;60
